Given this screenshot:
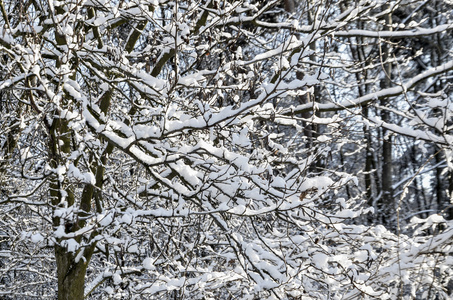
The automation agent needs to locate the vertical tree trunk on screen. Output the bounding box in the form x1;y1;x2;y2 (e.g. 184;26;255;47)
291;1;324;172
51;5;88;298
50;6;147;296
346;17;377;222
379;10;394;226
435;150;445;212
410;145;428;219
56;248;88;300
447;171;453;220
363;106;374;206
49;112;89;300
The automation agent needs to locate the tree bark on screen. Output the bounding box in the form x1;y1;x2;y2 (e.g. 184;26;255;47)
56;248;88;300
379;10;394;226
284;0;296;13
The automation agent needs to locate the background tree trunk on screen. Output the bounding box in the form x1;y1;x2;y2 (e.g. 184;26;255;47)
378;9;394;226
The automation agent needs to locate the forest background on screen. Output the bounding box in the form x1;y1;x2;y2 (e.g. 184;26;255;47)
1;0;453;299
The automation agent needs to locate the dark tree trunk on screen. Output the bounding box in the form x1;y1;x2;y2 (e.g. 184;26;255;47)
378;10;394;226
56;247;88;300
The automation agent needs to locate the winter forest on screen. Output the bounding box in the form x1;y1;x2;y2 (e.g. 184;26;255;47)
1;0;453;299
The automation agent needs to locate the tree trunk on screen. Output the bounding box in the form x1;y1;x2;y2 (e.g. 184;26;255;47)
364;106;374;210
56;247;88;300
346;18;377;222
284;0;295;13
447;170;453;220
379;10;394;226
